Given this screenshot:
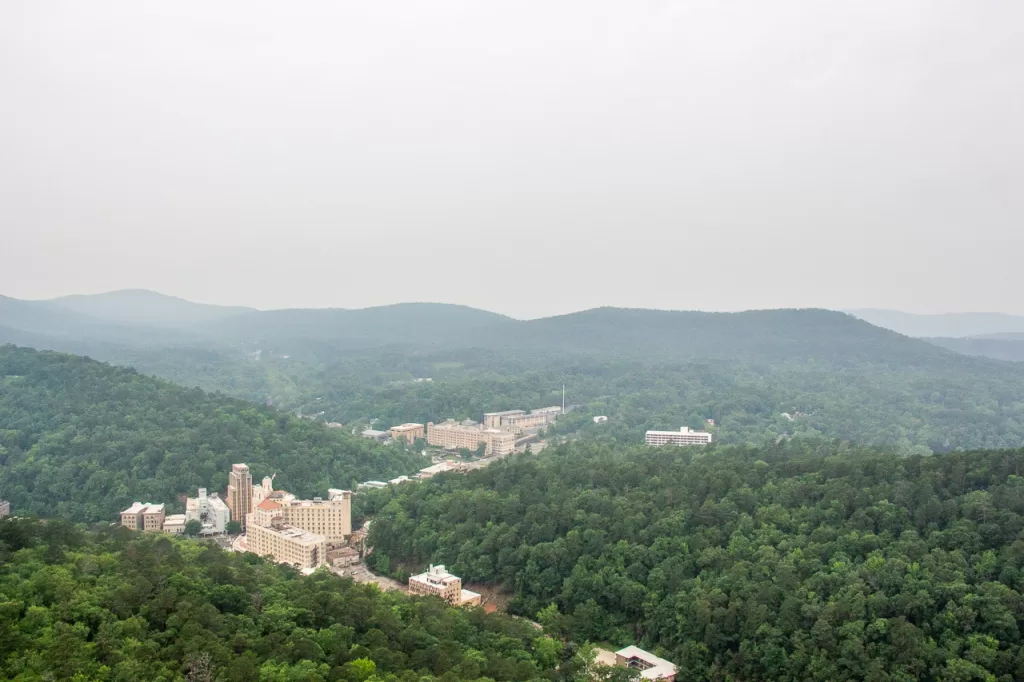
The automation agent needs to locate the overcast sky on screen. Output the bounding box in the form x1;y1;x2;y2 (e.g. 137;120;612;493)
1;1;1022;318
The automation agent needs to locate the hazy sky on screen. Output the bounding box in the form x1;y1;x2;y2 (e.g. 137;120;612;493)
2;1;1022;318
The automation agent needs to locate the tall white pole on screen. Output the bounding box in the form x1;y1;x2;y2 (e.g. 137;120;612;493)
562;384;565;413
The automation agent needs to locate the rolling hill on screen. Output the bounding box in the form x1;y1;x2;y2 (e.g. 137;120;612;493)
0;345;421;522
48;288;255;328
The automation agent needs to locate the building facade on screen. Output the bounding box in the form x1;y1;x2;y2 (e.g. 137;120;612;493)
120;502;166;532
185;487;231;534
0;500;9;518
426;421;515;456
246;499;328;569
645;427;713;447
227;463;253;530
389;423;425;443
408;564;479;606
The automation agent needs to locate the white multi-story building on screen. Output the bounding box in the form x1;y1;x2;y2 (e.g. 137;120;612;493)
0;500;9;518
644;427;713;447
185;488;231;534
408;564;481;606
163;514;187;534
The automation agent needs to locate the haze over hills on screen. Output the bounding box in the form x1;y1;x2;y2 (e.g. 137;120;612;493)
848;309;1024;338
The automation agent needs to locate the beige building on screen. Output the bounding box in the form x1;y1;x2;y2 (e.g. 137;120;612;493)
120;502;166;532
483;407;561;434
426;420;515;456
408;564;481;606
389;423;425;443
645;427;713;447
227;463;253;530
246;498;328;569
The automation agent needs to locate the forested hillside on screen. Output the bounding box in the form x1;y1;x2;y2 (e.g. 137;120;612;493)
364;441;1024;681
0;346;422;522
0;519;569;681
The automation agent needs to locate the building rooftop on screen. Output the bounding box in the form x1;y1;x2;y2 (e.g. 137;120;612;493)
614;646;678;681
361;429;388;437
392;423;424;430
410;564;461;586
484;409;527;417
122;502;165;515
259;523;326;545
460;589;481;603
257;499;282;510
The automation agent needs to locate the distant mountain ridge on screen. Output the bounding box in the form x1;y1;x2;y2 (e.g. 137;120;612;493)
48;289;255;328
8;290;1024;451
848;309;1024;338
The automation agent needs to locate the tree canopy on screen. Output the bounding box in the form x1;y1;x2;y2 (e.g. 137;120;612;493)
364;440;1024;681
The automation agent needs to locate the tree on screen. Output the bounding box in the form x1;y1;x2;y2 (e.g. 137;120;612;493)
184;520;203;537
225;521;242;535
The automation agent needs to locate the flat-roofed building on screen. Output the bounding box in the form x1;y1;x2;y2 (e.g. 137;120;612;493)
361;429;389;442
408;564;479;606
357;481;388;490
185;488;231;534
645;427;713;447
482;410;525;428
614;646;678;681
227;463;253;530
426;420;515;456
418;461;466;479
246;499;328;569
120;502;166;532
163;514;187;534
483;407;562;434
389;423;425;443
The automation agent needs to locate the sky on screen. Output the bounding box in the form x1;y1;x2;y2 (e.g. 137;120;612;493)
1;1;1022;319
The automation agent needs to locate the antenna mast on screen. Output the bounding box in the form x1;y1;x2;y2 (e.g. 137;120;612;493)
562;384;565;414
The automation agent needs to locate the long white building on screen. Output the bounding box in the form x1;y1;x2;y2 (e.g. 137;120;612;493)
645;427;713;446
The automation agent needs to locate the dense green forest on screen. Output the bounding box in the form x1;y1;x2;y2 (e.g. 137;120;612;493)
363;441;1024;681
7;293;1024;452
0;519;577;681
0;346;423;522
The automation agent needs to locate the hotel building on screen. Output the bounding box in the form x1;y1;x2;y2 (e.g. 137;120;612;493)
426;420;515;456
227;463;253;530
246;499;328;570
